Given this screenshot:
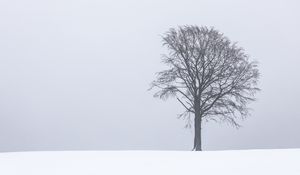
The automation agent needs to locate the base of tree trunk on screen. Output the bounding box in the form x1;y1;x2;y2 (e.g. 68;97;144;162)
194;117;202;151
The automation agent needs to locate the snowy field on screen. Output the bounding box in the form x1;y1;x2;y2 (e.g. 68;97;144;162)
0;149;299;175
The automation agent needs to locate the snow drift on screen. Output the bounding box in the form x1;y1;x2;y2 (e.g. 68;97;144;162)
0;149;299;175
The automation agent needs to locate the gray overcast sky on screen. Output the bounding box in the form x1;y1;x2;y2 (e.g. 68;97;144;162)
0;0;300;152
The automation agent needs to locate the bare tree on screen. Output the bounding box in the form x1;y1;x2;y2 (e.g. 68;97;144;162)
150;26;260;151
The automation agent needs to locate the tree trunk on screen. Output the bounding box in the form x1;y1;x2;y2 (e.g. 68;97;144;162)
193;112;202;151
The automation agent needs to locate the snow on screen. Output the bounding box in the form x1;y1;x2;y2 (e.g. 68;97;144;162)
0;149;299;175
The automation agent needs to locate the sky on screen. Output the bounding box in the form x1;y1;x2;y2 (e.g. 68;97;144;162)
0;0;299;152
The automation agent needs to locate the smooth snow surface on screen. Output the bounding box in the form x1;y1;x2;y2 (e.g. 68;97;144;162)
0;149;299;175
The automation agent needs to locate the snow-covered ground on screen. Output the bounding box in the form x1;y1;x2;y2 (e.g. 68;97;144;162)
0;149;299;175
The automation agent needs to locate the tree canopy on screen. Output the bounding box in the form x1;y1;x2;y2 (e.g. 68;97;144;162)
150;26;260;150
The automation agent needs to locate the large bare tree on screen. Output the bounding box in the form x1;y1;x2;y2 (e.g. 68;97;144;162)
150;26;260;151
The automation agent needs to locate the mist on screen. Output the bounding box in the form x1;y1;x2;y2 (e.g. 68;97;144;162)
0;0;300;151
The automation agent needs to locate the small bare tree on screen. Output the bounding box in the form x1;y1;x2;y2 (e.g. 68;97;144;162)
150;26;260;151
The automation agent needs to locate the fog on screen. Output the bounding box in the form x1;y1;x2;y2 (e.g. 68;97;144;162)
0;0;300;151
